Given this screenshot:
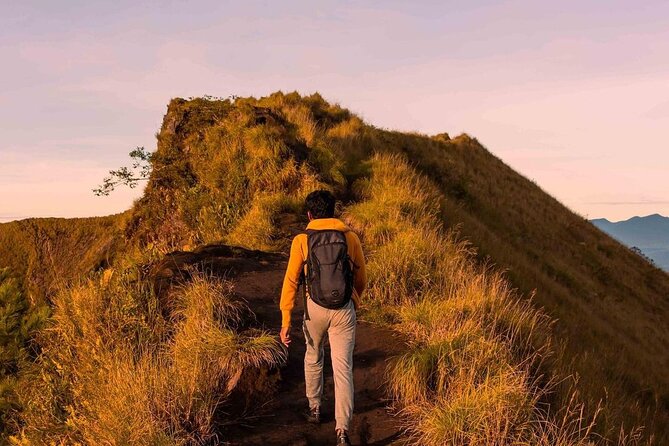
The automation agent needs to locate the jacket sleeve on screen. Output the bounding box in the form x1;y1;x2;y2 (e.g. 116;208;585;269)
350;231;367;301
279;235;305;328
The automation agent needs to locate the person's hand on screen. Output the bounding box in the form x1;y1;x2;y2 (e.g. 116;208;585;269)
280;326;291;347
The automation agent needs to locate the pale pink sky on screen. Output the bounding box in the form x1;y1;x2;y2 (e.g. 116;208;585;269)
1;0;668;222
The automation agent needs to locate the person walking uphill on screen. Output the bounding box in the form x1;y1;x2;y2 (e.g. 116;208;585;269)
279;190;366;446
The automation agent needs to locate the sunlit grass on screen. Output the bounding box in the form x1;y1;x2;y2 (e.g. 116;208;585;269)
345;153;602;445
10;274;284;444
2;91;665;444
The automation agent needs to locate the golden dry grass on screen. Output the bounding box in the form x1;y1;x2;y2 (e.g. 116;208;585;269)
345;153;609;445
2;91;667;443
9;274;284;445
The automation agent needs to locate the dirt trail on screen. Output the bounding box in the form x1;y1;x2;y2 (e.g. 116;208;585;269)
152;245;407;446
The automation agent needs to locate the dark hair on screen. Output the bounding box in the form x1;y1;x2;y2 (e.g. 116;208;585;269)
305;190;336;219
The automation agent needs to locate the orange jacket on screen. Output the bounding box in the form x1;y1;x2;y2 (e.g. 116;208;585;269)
279;218;366;328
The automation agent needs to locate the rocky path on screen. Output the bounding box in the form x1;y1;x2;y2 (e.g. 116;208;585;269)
152;245;407;446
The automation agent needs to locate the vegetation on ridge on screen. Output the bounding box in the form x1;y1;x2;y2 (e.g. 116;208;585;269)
7;273;284;445
0;91;667;444
345;154;584;444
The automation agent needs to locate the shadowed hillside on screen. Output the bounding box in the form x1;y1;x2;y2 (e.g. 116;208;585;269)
369;130;669;438
1;92;668;444
385;133;669;437
0;213;128;301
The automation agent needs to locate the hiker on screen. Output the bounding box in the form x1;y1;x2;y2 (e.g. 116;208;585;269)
279;190;367;446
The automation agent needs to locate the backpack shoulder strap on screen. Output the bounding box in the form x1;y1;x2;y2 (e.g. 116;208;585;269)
298;230;308;284
299;230;310;320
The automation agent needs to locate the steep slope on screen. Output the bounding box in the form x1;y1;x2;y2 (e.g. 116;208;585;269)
386;132;669;437
592;214;669;270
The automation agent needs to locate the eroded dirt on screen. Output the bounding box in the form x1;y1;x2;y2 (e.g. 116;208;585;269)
152;244;407;446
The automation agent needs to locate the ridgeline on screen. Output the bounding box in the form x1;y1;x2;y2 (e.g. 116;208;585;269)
1;92;668;445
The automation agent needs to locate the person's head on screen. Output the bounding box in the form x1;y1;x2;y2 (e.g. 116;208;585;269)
305;190;336;220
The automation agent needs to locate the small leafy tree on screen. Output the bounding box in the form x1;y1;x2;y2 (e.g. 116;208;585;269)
94;147;153;196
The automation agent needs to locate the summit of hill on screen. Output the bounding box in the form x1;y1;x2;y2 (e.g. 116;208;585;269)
2;92;668;444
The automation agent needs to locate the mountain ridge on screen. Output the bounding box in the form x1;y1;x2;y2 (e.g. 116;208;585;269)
1;92;668;443
591;213;669;270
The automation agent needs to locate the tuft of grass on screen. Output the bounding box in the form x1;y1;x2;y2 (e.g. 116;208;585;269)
409;370;536;446
10;273;284;444
225;193;303;251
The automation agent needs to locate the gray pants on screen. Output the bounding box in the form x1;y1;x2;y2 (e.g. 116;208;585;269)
303;297;356;431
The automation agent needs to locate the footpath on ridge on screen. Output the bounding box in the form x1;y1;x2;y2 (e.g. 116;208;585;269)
151;243;408;446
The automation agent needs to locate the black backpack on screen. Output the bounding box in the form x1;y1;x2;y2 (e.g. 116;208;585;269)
301;229;354;311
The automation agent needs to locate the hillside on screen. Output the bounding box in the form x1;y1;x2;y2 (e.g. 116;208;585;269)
0;213;128;301
386;132;669;437
592;214;669;271
1;92;668;444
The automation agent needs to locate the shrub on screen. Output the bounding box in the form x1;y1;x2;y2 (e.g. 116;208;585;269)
10;274;284;444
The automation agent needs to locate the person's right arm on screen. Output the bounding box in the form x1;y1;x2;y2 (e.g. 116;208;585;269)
279;235;305;330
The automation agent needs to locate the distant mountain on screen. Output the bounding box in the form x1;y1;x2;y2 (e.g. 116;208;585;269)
591;214;669;270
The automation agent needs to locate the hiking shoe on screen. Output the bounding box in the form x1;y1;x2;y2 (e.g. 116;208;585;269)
305;406;321;424
336;428;351;446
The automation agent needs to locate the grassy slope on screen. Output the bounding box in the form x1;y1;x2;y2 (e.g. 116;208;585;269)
2;92;668;443
0;213;128;301
138;93;667;441
134;94;594;443
380;132;669;437
344;154;581;445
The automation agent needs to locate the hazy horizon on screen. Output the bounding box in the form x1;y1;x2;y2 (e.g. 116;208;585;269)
2;0;668;222
1;199;667;225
